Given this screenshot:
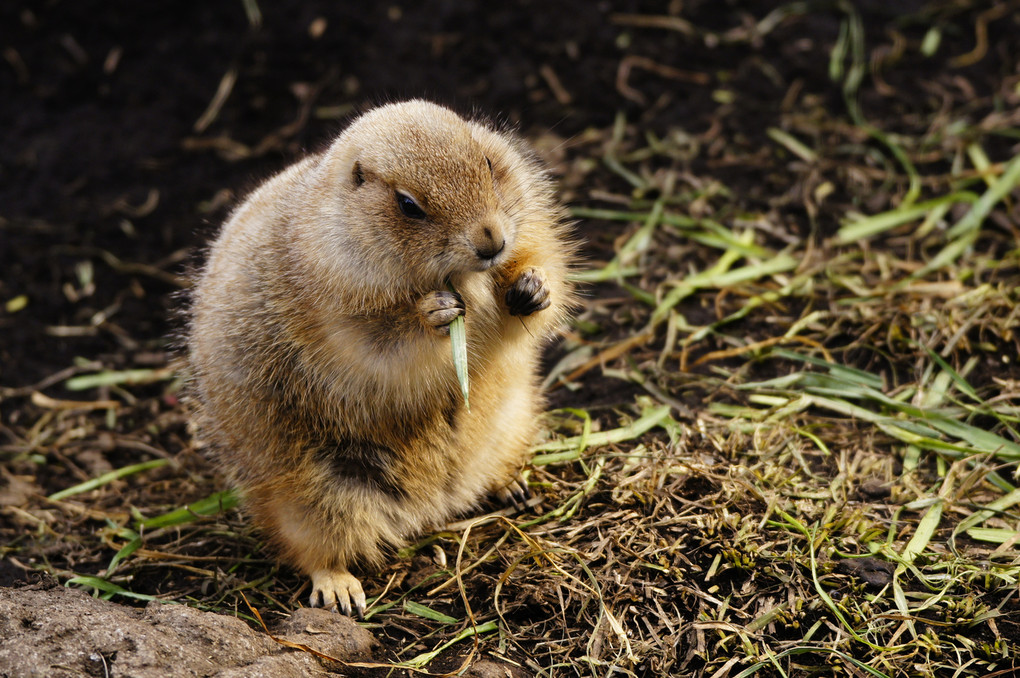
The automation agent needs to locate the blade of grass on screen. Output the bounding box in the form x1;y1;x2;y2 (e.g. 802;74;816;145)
568;207;650;222
663;214;772;257
836;193;977;243
966;142;995;190
965;527;1020;544
66;367;174;391
913;151;1020;278
947;150;1020;239
450;314;470;410
770;348;885;389
137;489;240;530
66;575;169;603
734;646;892;678
604;111;647;190
767;127;817;162
580;200;665;283
898;500;943;567
446;281;469;409
363;571;448;619
403;600;460;624
402;620;498;669
531;405;671;459
953;487;1020;537
570;265;643;283
650;251;798;328
48;459;171;501
106;535;142;576
534;408;593;464
918;344;980;402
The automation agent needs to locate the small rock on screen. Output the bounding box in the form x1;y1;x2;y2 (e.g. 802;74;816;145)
274;606;380;660
0;585;384;677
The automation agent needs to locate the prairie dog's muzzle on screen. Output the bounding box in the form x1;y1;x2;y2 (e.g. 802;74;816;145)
471;216;508;262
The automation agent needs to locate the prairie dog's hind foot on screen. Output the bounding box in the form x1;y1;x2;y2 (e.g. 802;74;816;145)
506;267;550;317
310;568;366;618
495;473;532;508
418;290;465;335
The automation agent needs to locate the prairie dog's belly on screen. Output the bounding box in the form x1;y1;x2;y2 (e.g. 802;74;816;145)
314;316;457;415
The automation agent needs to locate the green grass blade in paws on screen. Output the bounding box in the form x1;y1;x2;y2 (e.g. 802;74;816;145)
450;310;469;410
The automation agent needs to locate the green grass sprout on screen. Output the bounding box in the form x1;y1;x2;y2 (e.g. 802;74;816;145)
48;459;171;501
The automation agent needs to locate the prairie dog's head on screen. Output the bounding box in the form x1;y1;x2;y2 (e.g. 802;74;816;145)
314;100;522;289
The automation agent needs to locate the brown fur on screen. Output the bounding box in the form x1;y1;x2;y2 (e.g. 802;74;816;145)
187;100;576;615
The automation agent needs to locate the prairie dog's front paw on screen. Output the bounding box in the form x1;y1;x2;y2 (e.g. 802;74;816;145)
506;267;550;317
418;290;465;335
310;568;366;618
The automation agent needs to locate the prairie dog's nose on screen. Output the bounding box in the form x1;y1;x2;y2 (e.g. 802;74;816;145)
473;222;506;260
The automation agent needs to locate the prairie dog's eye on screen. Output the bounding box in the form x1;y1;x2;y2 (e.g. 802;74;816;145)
485;156;493;175
396;192;426;220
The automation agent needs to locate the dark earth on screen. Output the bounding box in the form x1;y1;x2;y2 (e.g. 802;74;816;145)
3;1;1019;676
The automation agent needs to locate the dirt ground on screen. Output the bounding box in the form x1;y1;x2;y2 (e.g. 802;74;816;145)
3;1;1020;677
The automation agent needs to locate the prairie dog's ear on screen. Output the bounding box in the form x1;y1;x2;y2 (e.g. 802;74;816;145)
352;161;365;187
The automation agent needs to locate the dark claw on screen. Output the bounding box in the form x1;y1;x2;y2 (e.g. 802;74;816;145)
510;295;551;317
506;270;550;317
510;483;530;506
428;290;464;316
497;477;531;508
421;290;465;334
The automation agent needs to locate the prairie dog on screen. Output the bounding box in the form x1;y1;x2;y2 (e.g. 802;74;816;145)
188;100;575;616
